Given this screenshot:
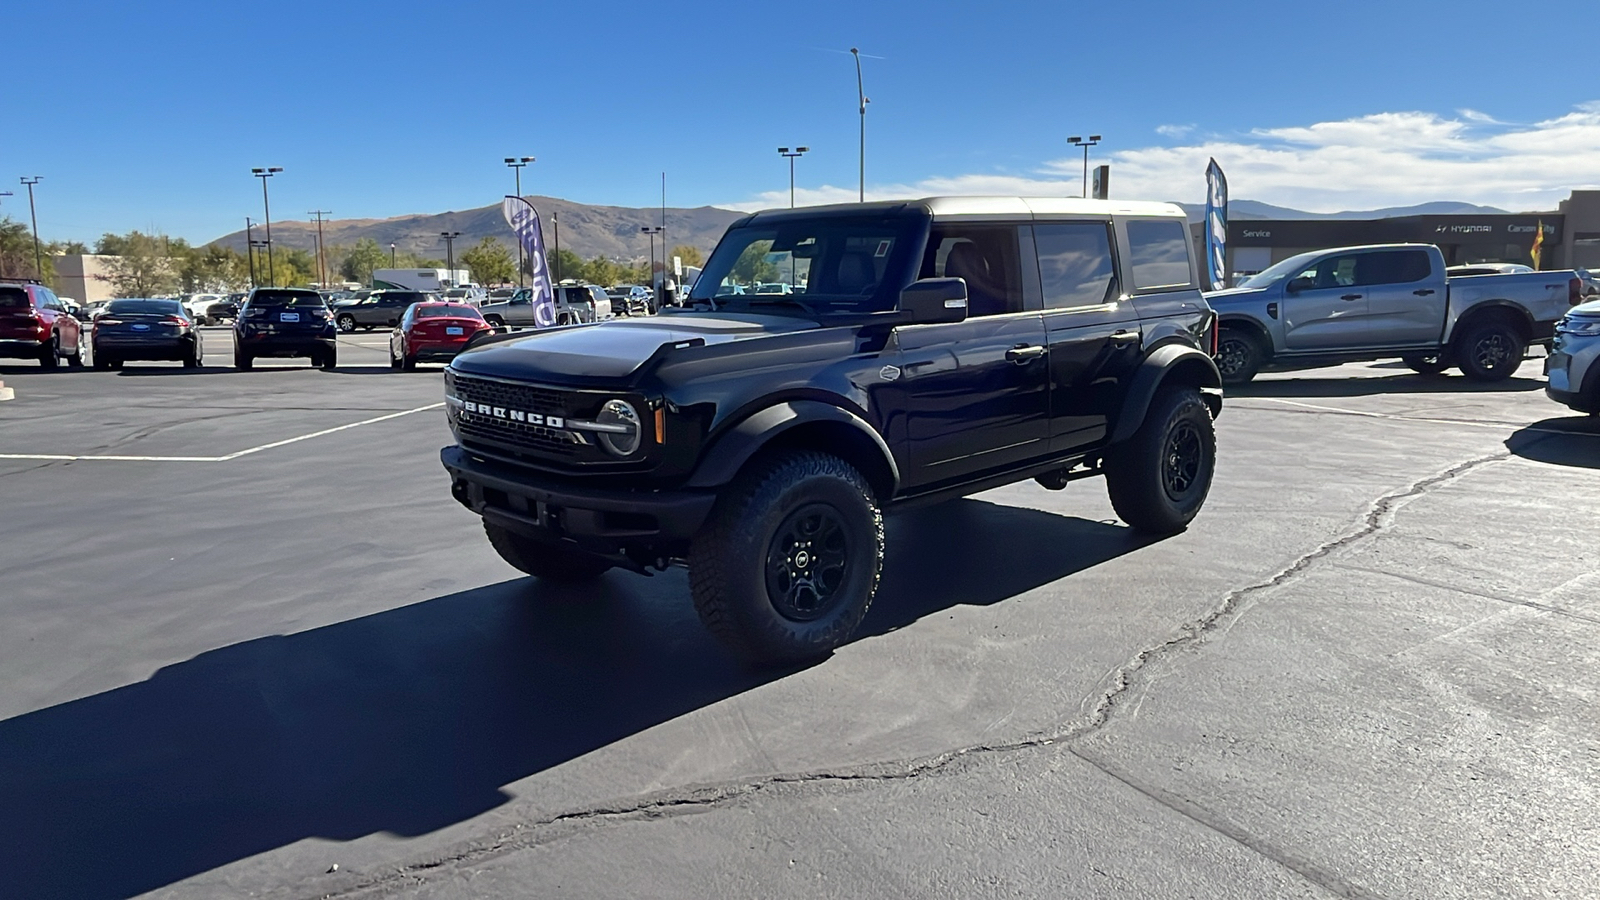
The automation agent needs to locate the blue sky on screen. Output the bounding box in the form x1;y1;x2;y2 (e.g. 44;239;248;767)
6;0;1599;245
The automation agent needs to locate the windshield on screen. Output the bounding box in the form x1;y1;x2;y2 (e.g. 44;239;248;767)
107;299;184;315
249;290;327;308
689;215;923;314
417;304;482;319
1235;251;1323;289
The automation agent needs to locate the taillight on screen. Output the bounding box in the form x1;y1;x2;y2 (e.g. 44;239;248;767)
161;315;190;326
96;317;123;326
1570;277;1582;306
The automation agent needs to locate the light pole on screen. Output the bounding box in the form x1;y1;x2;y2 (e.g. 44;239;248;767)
850;48;868;202
440;231;461;285
245;217;258;288
1067;135;1101;198
390;242;396;268
20;177;43;280
640;226;662;301
778;147;809;207
504;156;534;286
552;212;561;282
251;167;282;285
308;209;331;288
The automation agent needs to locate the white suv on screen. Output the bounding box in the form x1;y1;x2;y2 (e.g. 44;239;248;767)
1547;298;1600;414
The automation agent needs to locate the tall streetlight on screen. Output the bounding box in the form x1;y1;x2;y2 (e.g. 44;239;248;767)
245;217;258;288
440;231;462;284
308;209;331;288
778;147;809;208
390;242;397;268
251;167;282;285
20;177;43;280
1067;135;1101;198
641;226;662;301
850;48;869;202
504;156;534;286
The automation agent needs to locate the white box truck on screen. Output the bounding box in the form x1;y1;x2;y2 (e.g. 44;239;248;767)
372;268;471;292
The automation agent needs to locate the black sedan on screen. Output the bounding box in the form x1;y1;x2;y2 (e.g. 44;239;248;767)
91;298;204;369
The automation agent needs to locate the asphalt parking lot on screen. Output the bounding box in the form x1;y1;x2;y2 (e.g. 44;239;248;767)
1;328;1597;900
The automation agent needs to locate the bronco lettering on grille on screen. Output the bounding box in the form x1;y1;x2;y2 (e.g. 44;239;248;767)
461;400;565;429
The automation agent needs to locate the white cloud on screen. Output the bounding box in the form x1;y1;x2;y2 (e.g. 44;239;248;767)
1156;123;1195;139
725;104;1600;214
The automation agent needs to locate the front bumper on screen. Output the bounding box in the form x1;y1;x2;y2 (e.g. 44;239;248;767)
441;445;716;559
1545;343;1600;412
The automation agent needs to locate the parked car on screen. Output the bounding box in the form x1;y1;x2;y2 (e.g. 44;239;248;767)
390;301;491;370
440;196;1222;664
330;290;372;310
752;282;794;295
477;285;611;328
441;287;487;307
333;290;432;332
607;284;655;315
1208;244;1585;383
180;294;225;323
91;298;204;369
1546;297;1600;413
234;288;337;369
0;279;83;368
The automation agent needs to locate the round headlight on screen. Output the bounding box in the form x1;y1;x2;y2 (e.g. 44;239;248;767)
596;399;642;457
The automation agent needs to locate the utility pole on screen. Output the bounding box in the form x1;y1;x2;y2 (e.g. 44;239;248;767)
552;212;561;282
778;147;809;207
251;167;282;285
504;156;534;286
20;177;43;280
850;49;868;202
308;210;331;288
245;217;258;288
661;172;667;297
440;231;462;285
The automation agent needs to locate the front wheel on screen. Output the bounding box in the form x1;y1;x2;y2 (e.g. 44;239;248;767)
484;522;612;581
689;450;883;665
336;314;356;333
1456;321;1526;382
483;315;505;329
1402;353;1449;376
1215;329;1264;386
1105;387;1217;535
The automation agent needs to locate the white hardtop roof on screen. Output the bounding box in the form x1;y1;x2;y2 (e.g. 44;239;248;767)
921;196;1186;218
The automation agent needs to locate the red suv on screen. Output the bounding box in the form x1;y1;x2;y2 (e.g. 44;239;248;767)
0;280;83;368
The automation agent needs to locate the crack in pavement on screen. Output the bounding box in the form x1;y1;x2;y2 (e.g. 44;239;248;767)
309;449;1514;900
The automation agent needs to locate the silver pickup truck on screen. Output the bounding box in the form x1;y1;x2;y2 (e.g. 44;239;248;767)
477;284;613;329
1208;243;1584;383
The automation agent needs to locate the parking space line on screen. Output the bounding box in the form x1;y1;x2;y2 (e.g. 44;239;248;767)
0;403;444;463
1233;396;1600;437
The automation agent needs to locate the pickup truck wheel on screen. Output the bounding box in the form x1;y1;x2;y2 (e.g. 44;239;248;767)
336;314;356;332
689;450;883;666
1105;387;1216;535
1401;354;1449;376
484;522;611;581
1215;330;1263;385
1456;321;1526;381
483;314;505;328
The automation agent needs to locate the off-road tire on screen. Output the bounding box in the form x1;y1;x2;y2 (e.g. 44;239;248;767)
234;351;253;370
1105;386;1216;535
1216;328;1264;386
484;521;612;581
1456;319;1526;382
1402;353;1449;376
689;450;884;666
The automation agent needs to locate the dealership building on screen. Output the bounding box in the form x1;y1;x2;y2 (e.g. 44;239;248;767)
1201;189;1600;284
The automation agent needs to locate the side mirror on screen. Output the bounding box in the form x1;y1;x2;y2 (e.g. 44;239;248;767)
1287;276;1314;293
899;277;968;325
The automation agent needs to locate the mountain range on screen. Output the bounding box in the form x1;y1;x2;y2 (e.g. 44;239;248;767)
206;198;1520;262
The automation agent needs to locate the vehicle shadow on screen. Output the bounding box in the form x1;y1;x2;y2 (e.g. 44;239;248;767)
1233;372;1545;398
1505;416;1600;469
0;498;1145;899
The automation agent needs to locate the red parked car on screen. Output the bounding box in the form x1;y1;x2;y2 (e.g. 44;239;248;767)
389;302;491;370
0;280;83;368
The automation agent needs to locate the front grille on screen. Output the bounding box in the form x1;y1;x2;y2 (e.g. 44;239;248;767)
450;373;590;459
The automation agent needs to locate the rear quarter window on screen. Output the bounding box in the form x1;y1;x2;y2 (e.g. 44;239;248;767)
0;287;29;308
1125;219;1194;291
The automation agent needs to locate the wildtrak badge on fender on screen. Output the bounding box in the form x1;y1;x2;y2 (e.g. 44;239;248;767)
441;196;1223;665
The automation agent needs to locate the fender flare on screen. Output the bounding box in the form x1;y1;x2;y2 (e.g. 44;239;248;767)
1108;344;1223;445
1447;301;1535;344
686;399;900;493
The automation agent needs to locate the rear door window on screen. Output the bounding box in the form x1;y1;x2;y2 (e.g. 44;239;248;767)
1355;250;1433;286
1034;222;1117;308
1125;219;1193;291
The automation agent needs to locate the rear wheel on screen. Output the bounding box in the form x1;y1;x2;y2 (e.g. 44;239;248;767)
1215;329;1264;385
93;347;112;370
319;348;337;370
483;314;505;329
234;351;253;370
1456;319;1526;382
1402;353;1448;376
484;522;612;581
336;314;355;333
182;342;201;368
1105;386;1217;535
38;339;59;369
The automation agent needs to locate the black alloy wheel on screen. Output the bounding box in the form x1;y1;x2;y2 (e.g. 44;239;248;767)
1105;386;1216;534
1215;331;1262;385
764;504;852;622
1162;420;1204;502
1457;321;1526;382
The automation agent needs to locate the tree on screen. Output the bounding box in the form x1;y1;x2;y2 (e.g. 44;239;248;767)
179;245;246;292
100;231;178;296
730;242;780;285
547;248;585;283
580;255;620;287
341;238;388;285
0;217;55;285
670;244;704;268
460;236;516;285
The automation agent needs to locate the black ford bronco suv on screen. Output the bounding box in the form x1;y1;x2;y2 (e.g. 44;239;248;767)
442;197;1222;664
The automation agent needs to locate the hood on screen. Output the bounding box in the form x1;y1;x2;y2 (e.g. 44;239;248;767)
449;311;819;383
1202;286;1270;303
1568;298;1600;319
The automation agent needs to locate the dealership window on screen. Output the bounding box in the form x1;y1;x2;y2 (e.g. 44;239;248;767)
1125;219;1192;291
1034;222;1116;308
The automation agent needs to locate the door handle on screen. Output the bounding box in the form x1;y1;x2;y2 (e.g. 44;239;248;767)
1109;330;1140;344
1340;294;1363;301
1413;289;1435;296
1005;344;1045;364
